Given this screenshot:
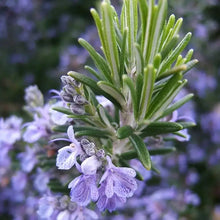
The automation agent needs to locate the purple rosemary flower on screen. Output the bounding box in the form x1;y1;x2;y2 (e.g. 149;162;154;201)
97;156;137;212
24;85;44;109
23;105;52;143
37;194;98;220
17;145;38;172
56;126;83;170
37;195;57;219
50;101;69;125
0;116;22;145
67;154;101;206
33;168;50;193
68;174;99;206
97;184;126;212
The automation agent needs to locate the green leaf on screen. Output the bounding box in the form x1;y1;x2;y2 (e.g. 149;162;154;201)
151;163;160;174
101;1;120;83
146;73;183;120
120;150;137;160
177;121;196;129
97;104;112;127
138;0;148;42
156;64;187;81
84;65;103;80
172;17;183;36
183;59;199;75
122;75;138;119
90;8;109;60
119;29;128;78
148;0;167;63
97;81;126;108
52;106;73;115
158;32;192;75
153;53;162;69
129;134;151;170
75;127;112;138
135;43;144;75
140;121;183;137
160;35;179;59
139;65;155;120
142;0;154;60
158;14;175;52
123;0;138;68
136;73;144;108
185;49;194;62
117;125;134;139
52;125;68;133
78;39;112;82
160;93;194;118
148;147;176;155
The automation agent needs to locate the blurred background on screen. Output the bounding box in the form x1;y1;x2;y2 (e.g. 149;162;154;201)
0;0;219;219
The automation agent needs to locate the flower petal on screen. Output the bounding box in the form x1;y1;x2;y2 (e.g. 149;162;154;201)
56;146;77;170
67;125;79;146
105;178;114;198
81;155;102;175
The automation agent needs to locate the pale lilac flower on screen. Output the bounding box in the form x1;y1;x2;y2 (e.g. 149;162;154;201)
37;195;57;219
57;206;98;220
97;184;126;212
81;155;102;175
68;174;99;206
50;101;69;125
33;168;50;193
23;114;49;143
184;190;200;206
18;145;38;172
56;126;82;170
97;156;137;212
24;85;44;109
38;194;98;220
11;171;27;192
0;116;22;145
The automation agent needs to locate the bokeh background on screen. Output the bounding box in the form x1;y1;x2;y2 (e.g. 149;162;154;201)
0;0;220;219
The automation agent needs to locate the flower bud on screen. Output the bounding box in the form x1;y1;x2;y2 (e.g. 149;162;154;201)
61;75;81;87
80;138;90;146
96;149;105;158
24;85;44;107
60;90;73;103
70;103;85;115
61;75;75;85
73;95;88;105
63;85;76;96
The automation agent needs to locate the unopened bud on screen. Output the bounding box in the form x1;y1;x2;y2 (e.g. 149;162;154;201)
60;90;73;103
70;103;85;115
61;75;75;85
61;75;81;87
96;149;105;158
82;142;96;156
73;95;88;105
24;85;44;107
68;202;77;212
80;153;87;162
80;138;90;147
63;85;76;96
85;148;95;156
59;195;69;209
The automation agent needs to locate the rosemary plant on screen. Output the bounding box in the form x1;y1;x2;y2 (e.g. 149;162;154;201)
49;0;198;216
